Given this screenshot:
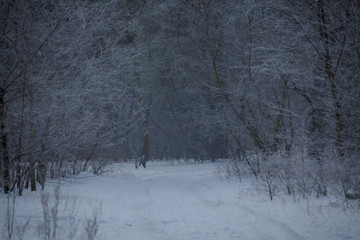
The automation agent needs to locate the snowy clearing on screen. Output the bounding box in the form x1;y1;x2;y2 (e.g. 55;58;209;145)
1;160;359;240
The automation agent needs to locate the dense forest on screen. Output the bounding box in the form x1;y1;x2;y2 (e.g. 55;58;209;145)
1;0;359;198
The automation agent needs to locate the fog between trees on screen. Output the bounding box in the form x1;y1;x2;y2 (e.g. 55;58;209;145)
1;0;359;197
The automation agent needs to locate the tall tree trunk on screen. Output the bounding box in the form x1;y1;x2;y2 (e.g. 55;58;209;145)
0;90;10;193
142;116;150;168
28;89;36;191
17;54;28;196
134;62;150;168
317;0;344;157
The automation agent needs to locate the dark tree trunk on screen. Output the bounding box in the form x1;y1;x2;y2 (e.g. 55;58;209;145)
317;0;344;157
141;117;150;168
134;58;150;169
0;90;10;193
30;167;36;191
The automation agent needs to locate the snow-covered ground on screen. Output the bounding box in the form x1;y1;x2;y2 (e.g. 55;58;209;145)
1;160;359;240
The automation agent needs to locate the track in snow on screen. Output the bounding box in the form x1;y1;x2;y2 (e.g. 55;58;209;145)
70;161;358;240
1;160;359;240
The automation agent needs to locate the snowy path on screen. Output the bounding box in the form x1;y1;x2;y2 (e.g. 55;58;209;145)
1;161;359;240
71;162;359;240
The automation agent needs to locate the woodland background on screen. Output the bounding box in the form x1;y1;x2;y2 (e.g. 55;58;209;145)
1;0;359;198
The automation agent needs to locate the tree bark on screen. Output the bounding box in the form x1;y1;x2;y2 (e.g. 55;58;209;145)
134;61;150;168
0;89;10;193
317;0;344;157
